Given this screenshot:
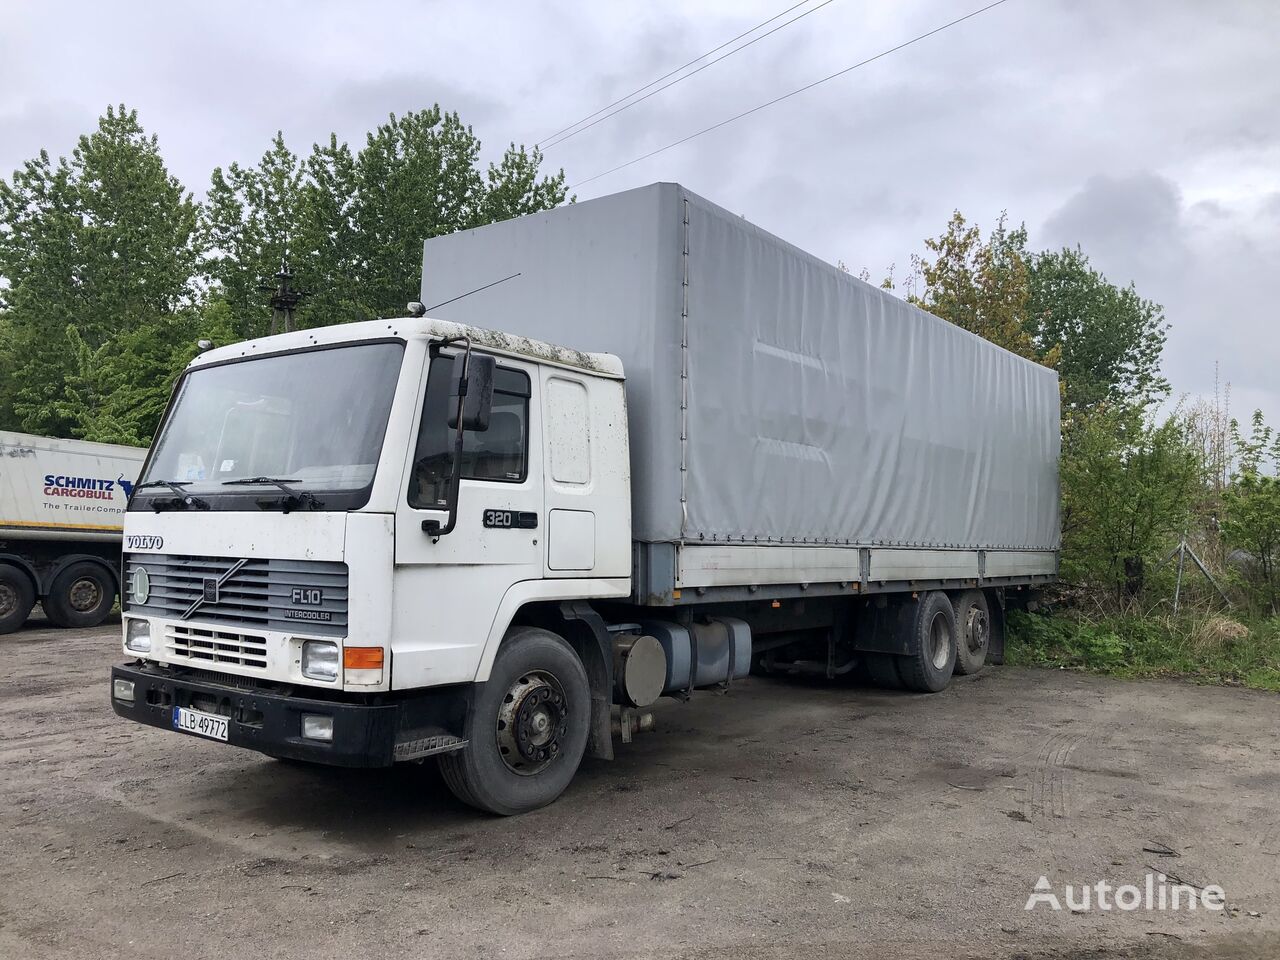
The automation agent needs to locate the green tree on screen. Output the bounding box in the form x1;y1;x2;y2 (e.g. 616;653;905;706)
203;106;569;333
0;105;199;437
57;300;239;446
1221;410;1280;613
480;143;569;223
908;211;1057;367
1059;403;1203;601
201;133;304;338
294;135;364;327
1028;247;1168;409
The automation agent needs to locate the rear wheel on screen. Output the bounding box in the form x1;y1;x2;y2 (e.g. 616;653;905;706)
439;626;590;815
44;562;115;629
0;565;36;634
896;591;957;693
951;590;990;675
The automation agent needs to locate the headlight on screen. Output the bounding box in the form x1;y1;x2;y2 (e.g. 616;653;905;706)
301;714;334;741
125;618;152;653
301;640;339;681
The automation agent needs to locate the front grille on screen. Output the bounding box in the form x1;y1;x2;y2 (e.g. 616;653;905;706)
125;553;348;637
165;624;268;669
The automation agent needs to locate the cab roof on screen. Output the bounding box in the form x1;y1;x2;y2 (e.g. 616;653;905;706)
189;316;625;379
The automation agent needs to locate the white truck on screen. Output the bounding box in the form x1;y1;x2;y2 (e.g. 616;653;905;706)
1;431;146;633
110;184;1059;815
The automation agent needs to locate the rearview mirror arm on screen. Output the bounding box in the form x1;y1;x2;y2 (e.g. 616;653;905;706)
422;335;473;541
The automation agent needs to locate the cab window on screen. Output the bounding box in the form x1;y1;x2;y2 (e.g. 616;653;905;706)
408;355;531;508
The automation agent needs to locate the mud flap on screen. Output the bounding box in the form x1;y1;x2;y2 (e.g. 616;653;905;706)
986;590;1007;665
556;601;615;761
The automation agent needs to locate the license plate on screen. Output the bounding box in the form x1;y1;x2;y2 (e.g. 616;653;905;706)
173;706;229;742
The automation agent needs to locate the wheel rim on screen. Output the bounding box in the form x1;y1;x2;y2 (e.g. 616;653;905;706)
927;612;952;671
68;577;103;613
966;608;989;655
0;583;17;618
496;670;569;776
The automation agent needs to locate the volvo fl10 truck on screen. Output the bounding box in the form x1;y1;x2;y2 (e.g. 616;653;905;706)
110;183;1060;815
1;431;146;633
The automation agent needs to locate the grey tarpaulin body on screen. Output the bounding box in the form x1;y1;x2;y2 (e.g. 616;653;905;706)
422;183;1059;596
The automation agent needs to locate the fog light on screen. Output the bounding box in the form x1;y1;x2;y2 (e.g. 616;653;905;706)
301;713;334;742
125;618;152;653
113;678;135;703
301;640;339;681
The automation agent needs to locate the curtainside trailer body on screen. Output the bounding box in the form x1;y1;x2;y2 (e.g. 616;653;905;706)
419;182;1060;603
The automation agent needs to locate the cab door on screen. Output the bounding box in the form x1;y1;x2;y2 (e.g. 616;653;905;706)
392;351;544;689
540;368;631;579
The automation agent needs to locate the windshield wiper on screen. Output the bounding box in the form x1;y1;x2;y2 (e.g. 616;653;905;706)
132;479;211;511
221;476;324;512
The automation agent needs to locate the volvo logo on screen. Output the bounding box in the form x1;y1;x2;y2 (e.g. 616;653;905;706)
126;535;164;550
181;558;247;620
129;566;150;605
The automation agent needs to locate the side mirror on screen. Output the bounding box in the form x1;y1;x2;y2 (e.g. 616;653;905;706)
447;353;495;432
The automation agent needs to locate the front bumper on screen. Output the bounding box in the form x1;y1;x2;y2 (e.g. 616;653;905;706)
111;661;470;768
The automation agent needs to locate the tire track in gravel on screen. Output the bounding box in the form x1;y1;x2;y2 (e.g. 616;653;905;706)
1023;732;1088;821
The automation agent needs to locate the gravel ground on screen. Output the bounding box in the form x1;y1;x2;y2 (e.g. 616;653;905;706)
1;616;1277;960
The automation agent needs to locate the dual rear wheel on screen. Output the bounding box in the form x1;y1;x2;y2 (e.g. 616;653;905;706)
0;561;116;635
863;589;990;692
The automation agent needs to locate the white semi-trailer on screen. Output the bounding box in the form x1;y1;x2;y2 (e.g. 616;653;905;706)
1;431;146;633
110;184;1059;815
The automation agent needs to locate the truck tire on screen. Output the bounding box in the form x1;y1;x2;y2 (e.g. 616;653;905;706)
896;591;957;693
439;626;591;816
0;565;37;634
44;561;115;629
951;590;990;675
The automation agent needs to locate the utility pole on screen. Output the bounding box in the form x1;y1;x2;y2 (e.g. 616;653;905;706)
260;258;307;335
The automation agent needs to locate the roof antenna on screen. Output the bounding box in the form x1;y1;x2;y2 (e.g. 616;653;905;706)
415;272;522;315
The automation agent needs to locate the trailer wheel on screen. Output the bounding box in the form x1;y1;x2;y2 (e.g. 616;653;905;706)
439;626;590;816
864;653;903;690
0;565;37;634
44;562;115;629
897;591;957;693
951;590;990;675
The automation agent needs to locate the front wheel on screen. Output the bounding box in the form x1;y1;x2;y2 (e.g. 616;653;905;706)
439;626;590;816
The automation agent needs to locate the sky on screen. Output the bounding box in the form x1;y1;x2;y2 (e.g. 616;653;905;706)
2;0;1276;422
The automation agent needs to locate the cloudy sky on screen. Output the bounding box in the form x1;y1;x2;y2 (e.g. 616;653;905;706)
3;0;1276;421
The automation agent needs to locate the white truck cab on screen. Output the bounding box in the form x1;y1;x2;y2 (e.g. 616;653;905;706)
113;317;640;814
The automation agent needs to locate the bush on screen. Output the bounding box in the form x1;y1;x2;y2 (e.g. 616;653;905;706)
1006;609;1280;691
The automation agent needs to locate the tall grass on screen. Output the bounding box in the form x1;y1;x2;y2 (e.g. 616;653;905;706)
1005;609;1280;691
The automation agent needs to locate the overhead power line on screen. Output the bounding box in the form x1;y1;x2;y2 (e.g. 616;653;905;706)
538;0;838;152
569;0;1015;189
537;0;812;148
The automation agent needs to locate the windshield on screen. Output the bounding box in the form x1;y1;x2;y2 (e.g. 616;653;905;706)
134;341;404;511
